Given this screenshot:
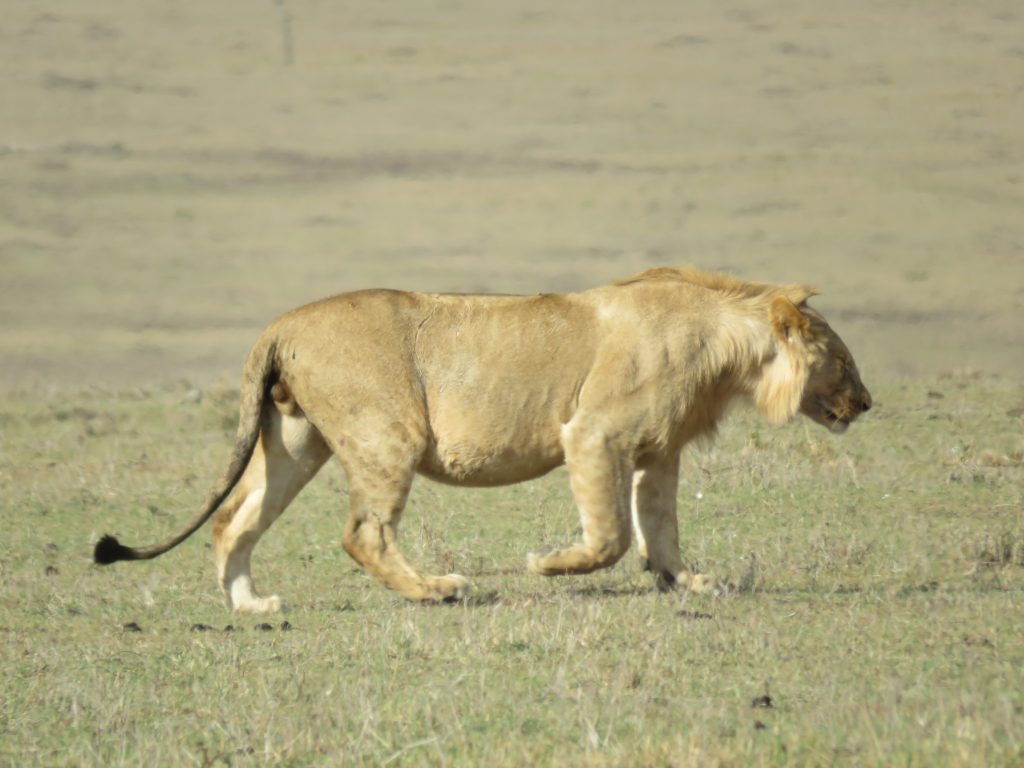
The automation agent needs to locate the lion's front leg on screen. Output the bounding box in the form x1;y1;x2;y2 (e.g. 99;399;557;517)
527;422;633;576
632;454;718;595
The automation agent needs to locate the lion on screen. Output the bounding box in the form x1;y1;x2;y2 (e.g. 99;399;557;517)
94;267;871;612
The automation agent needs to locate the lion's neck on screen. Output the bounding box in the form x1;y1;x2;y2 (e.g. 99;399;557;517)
702;305;805;426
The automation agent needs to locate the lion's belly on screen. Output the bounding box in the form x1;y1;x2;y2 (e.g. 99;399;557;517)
417;406;567;487
417;442;564;487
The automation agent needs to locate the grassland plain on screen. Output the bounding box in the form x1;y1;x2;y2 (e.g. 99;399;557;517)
1;377;1022;765
2;0;1023;389
3;0;1024;765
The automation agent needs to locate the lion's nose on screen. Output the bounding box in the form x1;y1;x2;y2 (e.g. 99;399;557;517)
860;392;872;413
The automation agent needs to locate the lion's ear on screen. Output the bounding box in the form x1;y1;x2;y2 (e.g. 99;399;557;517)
786;284;817;306
770;295;810;343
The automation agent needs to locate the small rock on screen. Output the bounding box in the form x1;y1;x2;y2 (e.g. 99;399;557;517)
677;610;713;620
123;622;143;633
754;720;768;730
963;634;994;648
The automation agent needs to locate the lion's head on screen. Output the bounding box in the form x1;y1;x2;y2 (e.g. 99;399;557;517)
797;306;871;433
757;294;871;433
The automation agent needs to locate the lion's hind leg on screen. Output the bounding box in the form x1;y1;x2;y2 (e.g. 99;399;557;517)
212;395;331;613
333;428;468;602
338;436;469;603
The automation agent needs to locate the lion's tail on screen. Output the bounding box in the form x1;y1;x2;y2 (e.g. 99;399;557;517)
93;335;278;565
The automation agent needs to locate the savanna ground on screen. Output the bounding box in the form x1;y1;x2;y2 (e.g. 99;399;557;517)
1;1;1023;765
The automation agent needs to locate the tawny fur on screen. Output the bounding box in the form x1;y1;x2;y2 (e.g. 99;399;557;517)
94;267;871;611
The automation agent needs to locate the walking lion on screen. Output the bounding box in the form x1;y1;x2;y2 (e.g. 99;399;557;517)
95;267;871;611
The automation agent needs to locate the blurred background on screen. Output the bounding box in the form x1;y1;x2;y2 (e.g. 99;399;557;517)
2;0;1022;391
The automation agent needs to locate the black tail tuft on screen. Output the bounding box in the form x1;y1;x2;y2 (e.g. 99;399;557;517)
94;534;135;565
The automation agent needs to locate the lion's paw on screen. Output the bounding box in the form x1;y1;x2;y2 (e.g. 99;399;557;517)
653;570;724;596
232;594;283;614
433;574;471;603
688;573;723;596
525;550;545;574
526;547;562;575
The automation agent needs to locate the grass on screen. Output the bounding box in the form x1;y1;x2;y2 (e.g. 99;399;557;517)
1;375;1022;765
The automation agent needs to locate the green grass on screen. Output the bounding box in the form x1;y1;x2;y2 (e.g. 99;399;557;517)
1;377;1022;765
